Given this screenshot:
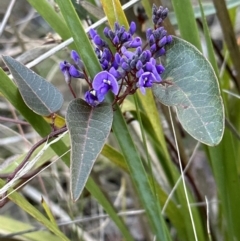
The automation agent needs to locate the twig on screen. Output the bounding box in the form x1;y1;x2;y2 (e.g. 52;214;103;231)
0;0;16;37
6;126;67;181
0;126;68;206
0;116;29;125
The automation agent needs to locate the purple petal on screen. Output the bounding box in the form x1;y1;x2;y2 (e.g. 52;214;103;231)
158;36;167;48
121;62;130;71
59;61;70;72
140;86;146;95
60;61;71;84
126;37;142;48
121;47;134;59
119;26;125;35
138;72;156;90
85;89;100;106
120;32;128;42
69;65;84;78
156;64;165;74
108;30;115;40
93;35;104;46
136;60;143;70
101;48;111;62
89;28;97;39
113;35;120;45
167;35;173;44
146;28;153;39
149;35;155;45
135;47;142;56
92;71;119;95
155;48;166;57
114;22;120;31
109;67;121;79
114;53;121;65
103;27;110;37
129;21;136;35
136;68;144;78
150;43;157;53
145;62;153;72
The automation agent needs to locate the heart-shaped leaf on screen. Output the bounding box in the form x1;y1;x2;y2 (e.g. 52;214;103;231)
152;36;224;146
66;98;113;201
2;55;64;116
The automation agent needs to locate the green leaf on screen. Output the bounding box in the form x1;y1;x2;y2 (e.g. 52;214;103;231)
171;0;201;50
66;99;113;201
2;55;64;116
41;197;58;226
153;37;224;146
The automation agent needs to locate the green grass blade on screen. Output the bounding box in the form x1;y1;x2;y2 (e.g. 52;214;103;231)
169;0;240;25
206;131;240;240
212;0;240;89
171;0;201;50
198;0;219;74
198;1;240;239
102;144;189;240
99;1;171;239
112;105;171;240
27;0;72;42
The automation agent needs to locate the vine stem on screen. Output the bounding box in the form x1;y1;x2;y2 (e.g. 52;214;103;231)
68;83;77;98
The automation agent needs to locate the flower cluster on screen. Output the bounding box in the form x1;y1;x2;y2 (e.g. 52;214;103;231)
60;5;172;107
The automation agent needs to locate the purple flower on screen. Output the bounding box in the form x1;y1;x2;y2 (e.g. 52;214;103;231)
155;48;166;58
146;29;153;39
85;89;102;106
120;32;129;42
69;65;84;78
60;61;84;84
152;5;169;26
158;36;167;48
138;72;157;94
60;9;171;105
167;35;173;44
114;53;121;65
60;61;71;84
129;21;136;35
92;71;119;96
136;60;143;70
71;50;80;64
109;67;122;80
93;35;106;47
125;37;142;48
113;35;120;45
103;27;110;37
89;28;97;39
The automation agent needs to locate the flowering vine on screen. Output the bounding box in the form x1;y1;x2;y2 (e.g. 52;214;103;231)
60;4;172;107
